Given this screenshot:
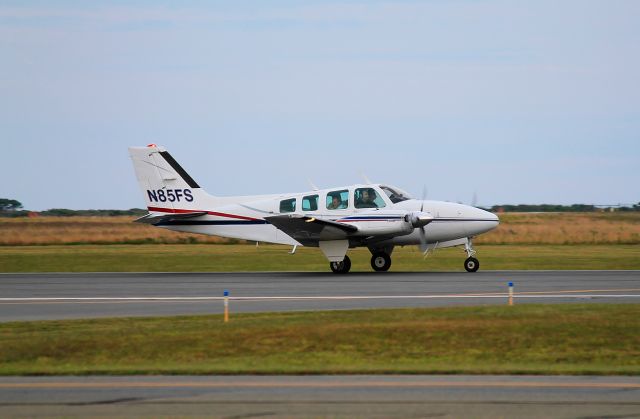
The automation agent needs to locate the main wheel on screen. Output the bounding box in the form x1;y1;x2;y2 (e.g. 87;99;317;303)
370;252;392;272
464;257;479;272
330;255;351;274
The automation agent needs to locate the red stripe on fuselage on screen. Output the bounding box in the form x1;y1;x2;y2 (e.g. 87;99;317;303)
147;206;260;221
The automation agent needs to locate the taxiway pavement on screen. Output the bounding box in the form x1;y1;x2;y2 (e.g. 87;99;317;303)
1;271;638;321
1;375;639;418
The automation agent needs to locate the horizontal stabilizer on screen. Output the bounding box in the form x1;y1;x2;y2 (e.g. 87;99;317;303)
134;211;208;225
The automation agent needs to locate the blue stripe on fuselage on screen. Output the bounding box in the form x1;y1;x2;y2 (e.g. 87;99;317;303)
339;216;404;221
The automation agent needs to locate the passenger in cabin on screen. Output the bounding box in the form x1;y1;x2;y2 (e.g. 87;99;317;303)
327;194;342;210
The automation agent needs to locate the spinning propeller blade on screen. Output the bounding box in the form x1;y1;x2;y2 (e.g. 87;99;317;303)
419;185;428;252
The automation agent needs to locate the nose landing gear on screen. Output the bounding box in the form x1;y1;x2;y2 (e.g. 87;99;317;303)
464;238;480;272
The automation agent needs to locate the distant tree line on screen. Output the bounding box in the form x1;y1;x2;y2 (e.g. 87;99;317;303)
486;203;640;212
0;199;23;211
38;208;148;217
0;199;146;217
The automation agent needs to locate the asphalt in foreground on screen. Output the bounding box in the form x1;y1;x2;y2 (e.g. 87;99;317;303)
2;273;639;417
1;270;639;321
1;375;639;418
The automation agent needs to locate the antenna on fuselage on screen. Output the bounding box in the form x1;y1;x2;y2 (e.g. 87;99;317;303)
360;172;373;184
307;179;319;191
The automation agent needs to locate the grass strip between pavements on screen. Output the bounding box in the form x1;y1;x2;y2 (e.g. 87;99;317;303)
1;244;640;272
0;304;638;376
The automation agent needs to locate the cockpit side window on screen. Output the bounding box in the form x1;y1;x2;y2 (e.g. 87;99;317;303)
279;198;296;213
354;187;386;209
326;190;349;210
380;185;411;204
302;195;319;211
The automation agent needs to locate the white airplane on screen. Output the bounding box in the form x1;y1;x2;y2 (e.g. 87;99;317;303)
129;145;499;273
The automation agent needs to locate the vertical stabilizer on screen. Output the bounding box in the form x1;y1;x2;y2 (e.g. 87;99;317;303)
128;145;210;212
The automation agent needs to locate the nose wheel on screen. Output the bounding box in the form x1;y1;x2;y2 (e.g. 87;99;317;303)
464;257;480;272
330;255;351;274
463;238;480;272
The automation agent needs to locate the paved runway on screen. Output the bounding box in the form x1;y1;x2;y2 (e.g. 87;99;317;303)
1;375;639;418
1;271;639;321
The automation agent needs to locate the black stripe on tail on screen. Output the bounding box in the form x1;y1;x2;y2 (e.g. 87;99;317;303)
159;151;200;188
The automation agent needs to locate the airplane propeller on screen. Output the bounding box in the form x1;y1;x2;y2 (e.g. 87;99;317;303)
406;185;431;253
419;192;428;253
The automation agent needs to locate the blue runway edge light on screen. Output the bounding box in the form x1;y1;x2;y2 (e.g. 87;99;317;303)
224;290;229;297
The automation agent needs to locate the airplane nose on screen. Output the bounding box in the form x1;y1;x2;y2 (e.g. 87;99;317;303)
483;209;500;233
484;209;499;223
467;207;499;235
468;205;499;222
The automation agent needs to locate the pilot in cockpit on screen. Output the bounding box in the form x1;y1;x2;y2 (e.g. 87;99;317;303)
356;188;379;209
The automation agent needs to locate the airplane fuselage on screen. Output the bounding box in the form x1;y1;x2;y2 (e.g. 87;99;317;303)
150;184;499;249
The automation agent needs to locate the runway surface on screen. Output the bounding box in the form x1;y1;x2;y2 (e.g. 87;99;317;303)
1;271;639;321
1;375;639;418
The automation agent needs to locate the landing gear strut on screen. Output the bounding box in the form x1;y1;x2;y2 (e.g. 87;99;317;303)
464;238;479;272
330;255;351;274
370;252;392;272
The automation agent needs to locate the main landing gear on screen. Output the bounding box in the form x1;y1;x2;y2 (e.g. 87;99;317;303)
330;255;351;274
464;238;479;272
329;247;394;274
369;246;393;272
370;252;392;272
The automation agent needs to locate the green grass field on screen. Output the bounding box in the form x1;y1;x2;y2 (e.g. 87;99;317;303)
1;244;639;272
1;304;638;375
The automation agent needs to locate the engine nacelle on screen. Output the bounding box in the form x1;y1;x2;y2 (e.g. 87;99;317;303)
404;211;434;228
345;212;414;236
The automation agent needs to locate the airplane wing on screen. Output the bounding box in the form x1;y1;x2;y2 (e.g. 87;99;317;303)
265;214;358;246
134;211;208;225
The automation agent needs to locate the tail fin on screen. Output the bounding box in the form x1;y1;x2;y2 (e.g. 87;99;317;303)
129;145;208;211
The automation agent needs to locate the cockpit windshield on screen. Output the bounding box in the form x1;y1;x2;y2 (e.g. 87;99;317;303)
379;185;412;204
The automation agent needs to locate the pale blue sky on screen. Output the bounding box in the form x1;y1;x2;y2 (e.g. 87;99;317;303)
1;1;638;210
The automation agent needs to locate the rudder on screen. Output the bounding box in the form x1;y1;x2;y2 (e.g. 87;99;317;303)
129;144;203;211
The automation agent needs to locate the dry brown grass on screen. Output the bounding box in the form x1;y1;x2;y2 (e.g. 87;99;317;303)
1;212;639;246
0;216;232;245
476;212;640;245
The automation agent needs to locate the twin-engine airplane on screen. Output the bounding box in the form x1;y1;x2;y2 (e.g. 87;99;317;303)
129;145;499;273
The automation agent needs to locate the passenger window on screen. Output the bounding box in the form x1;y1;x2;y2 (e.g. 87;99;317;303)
326;190;349;210
279;198;296;213
302;195;319;211
354;188;386;209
